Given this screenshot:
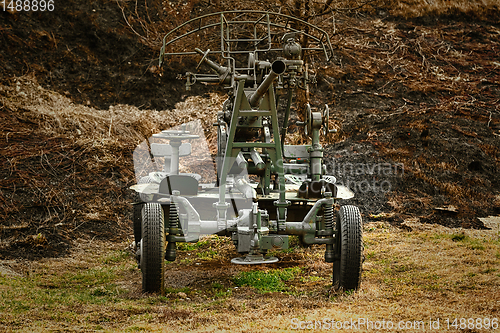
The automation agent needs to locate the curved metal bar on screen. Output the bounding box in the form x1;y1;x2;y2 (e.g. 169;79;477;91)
159;10;334;65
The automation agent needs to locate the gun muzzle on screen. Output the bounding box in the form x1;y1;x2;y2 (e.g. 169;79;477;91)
248;60;286;108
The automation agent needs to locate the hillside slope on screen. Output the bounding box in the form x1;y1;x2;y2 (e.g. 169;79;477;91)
0;2;499;258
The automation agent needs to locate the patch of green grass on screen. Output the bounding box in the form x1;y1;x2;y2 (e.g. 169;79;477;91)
177;239;211;251
0;266;125;317
90;286;118;297
196;249;218;260
375;258;395;274
393;264;413;273
366;268;380;275
232;267;302;293
435;233;486;250
211;282;224;289
211;282;232;298
425;273;441;281
176;236;229;260
467;239;485;250
496;251;500;259
164;287;191;295
180;258;194;265
450;233;467;242
365;251;376;260
57;266;117;288
271;246;298;254
142;296;169;305
101;250;131;264
363;239;374;248
177;235;230;252
482;267;497;274
378;258;392;265
422;283;442;291
299;275;324;283
126;326;149;332
287;235;302;247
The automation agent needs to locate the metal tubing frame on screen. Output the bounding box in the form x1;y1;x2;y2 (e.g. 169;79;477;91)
159;10;334;66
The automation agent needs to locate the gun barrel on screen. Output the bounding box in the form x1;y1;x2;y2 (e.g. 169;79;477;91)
248;60;286;108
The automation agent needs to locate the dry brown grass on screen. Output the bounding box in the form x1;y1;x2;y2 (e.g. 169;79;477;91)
0;74;225;252
1;2;499;330
320;4;500;218
388;0;500;20
2;74;224;150
1;222;498;332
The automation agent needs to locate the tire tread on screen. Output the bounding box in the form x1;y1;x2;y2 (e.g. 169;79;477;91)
141;202;165;294
333;205;363;291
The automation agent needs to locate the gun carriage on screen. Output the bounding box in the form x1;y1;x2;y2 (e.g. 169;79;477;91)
131;11;363;294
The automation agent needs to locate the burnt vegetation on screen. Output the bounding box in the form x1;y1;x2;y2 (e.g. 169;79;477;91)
1;0;500;259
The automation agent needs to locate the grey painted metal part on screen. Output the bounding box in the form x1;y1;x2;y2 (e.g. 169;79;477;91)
231;255;279;265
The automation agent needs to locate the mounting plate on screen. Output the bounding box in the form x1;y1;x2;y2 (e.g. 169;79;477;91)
231;254;279;265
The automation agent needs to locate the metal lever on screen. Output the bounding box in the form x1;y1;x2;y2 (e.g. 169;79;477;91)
195;48;211;70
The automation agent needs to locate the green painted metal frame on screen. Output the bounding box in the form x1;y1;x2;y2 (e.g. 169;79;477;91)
216;79;289;226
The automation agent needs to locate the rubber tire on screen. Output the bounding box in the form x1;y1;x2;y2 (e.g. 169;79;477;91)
333;205;363;291
133;195;143;247
133;176;154;246
141;202;165;294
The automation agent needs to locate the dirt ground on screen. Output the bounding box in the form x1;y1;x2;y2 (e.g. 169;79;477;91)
0;1;500;331
2;2;499;258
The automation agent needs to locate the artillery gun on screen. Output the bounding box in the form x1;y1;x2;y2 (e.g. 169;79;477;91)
131;11;363;294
